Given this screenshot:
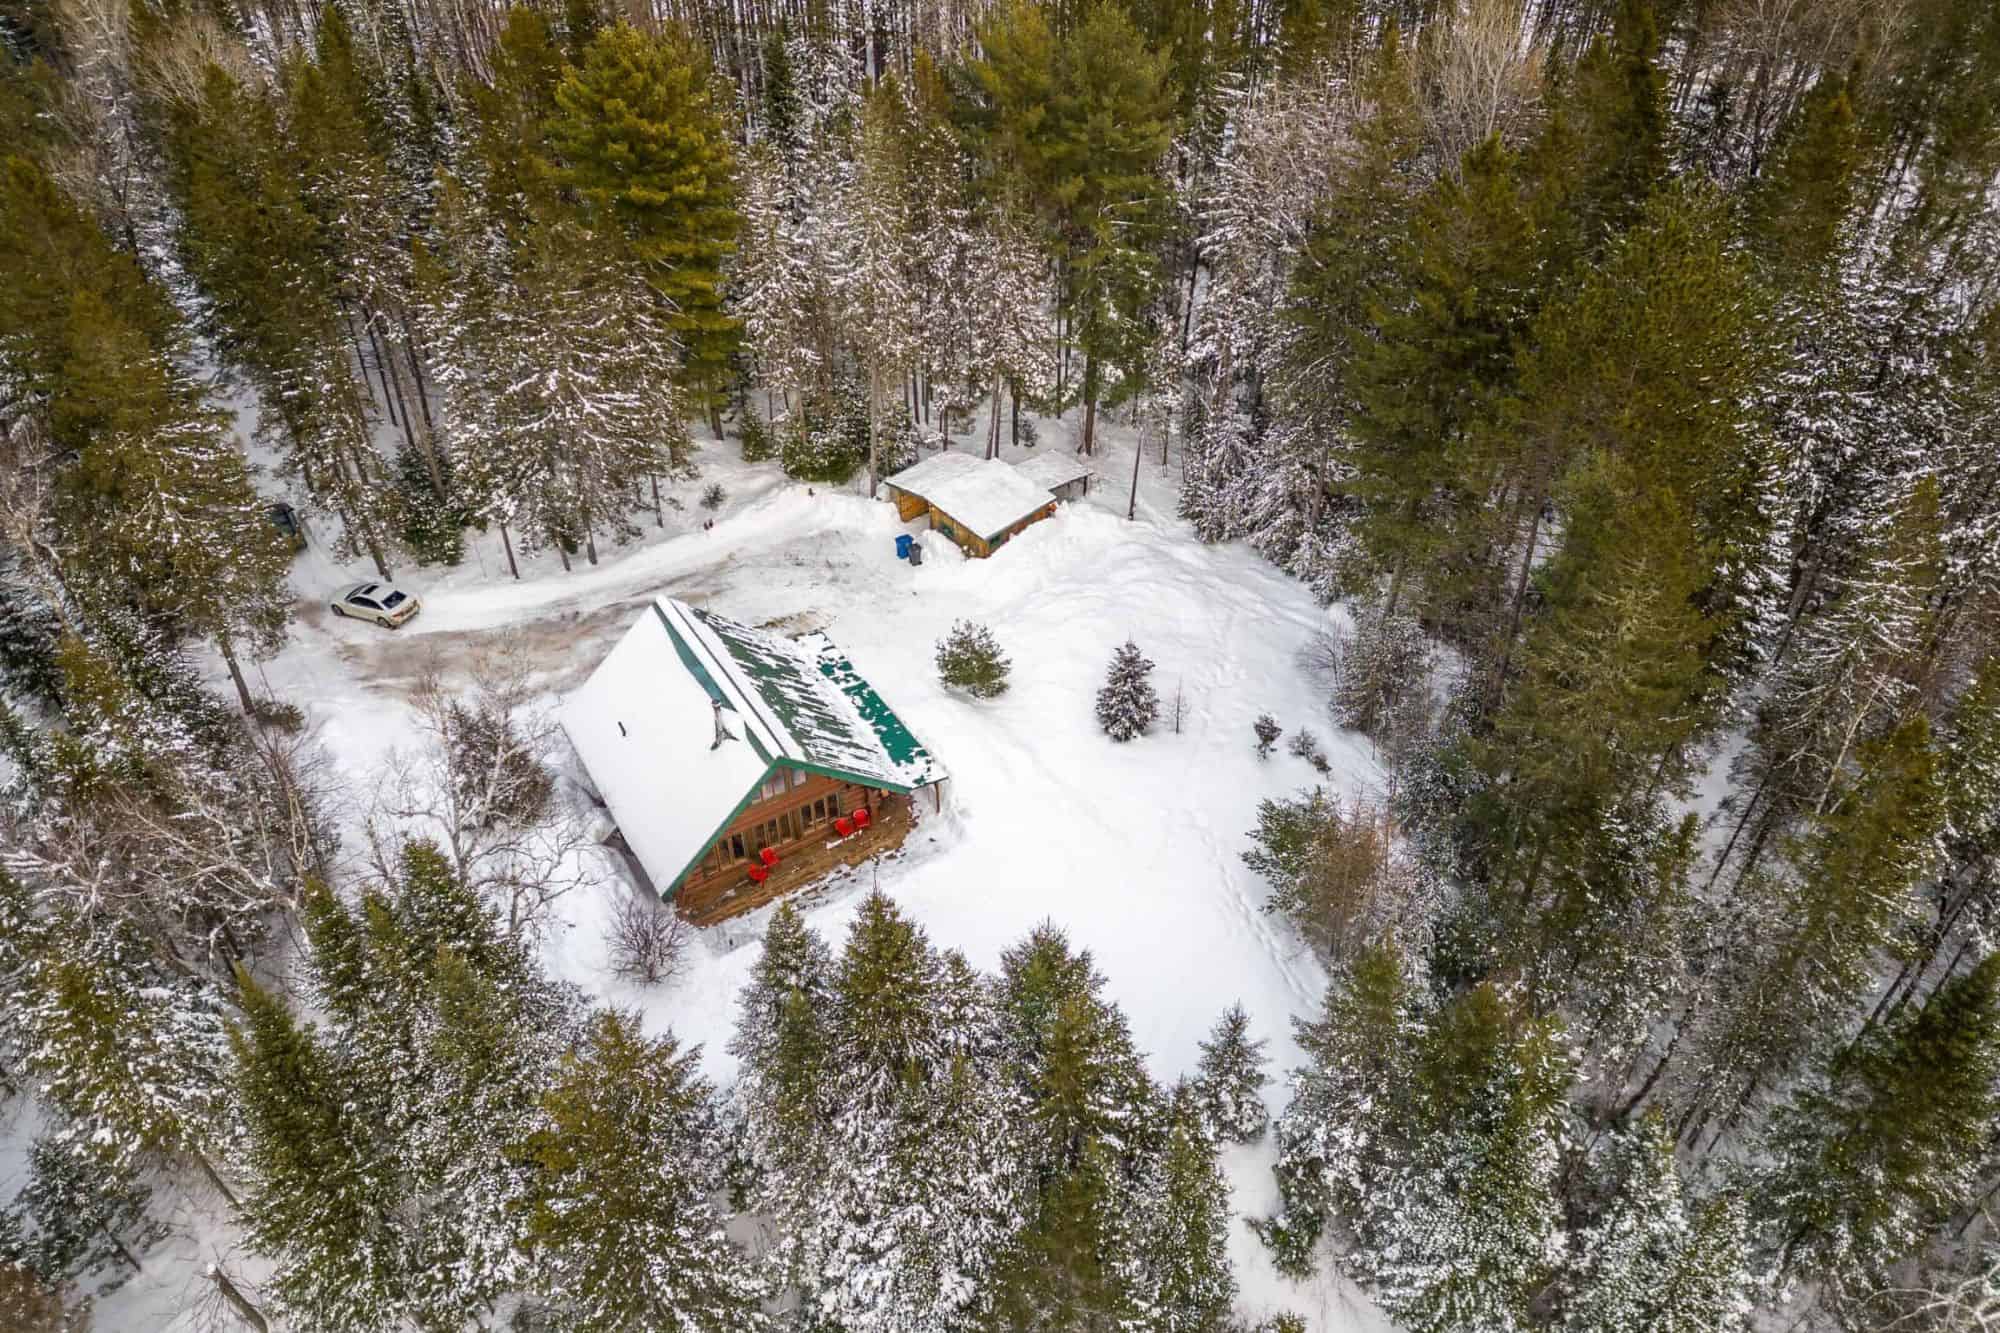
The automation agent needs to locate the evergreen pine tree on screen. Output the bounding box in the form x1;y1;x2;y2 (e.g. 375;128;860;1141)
521;1010;767;1332
12;919;232;1193
550;22;741;428
728;901;834;1286
987;924;1164;1329
1746;74;1865;296
1096;639;1159;740
1140;1084;1238;1332
1343;134;1536;624
1682;714;1946;1140
1753;952;2000;1299
229;971;409;1332
1194;1003;1269;1144
936;620;1012;698
1559;1120;1751;1333
1266;942;1416;1271
16;1133;155;1280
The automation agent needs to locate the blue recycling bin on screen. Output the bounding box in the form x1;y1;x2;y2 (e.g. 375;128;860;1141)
895;533;914;561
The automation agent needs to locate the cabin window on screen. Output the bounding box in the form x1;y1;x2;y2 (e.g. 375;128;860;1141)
799;802;815;829
791;768;808;789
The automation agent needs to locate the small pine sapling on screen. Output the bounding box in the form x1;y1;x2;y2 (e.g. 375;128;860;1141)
1194;1004;1270;1143
701;482;726;511
1332;606;1431;740
1288;728;1330;773
739;411;776;462
936;621;1012;699
1096;640;1159;741
1171;680;1188;734
1254;714;1282;758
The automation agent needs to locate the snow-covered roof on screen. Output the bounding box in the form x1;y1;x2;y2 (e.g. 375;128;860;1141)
884;450;982;497
1013;452;1093;493
560;598;944;893
912;458;1056;541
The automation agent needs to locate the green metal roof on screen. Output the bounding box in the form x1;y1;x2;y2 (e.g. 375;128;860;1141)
683;603;946;792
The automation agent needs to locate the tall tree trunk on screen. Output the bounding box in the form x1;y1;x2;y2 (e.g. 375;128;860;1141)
367;317;416;453
343;304;394;431
1079;353;1098;456
401;325;436;430
217;632;255;714
1180;249;1200;353
207;1265;268;1333
498;520;520;580
1492;502;1544;702
1126;419;1142;520
383;336;444;498
867;352;881;497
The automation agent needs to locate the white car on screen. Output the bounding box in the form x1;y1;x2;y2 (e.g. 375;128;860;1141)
331;580;421;629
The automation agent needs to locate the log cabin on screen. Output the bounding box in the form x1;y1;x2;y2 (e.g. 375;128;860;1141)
562;597;946;925
884;452;1060;558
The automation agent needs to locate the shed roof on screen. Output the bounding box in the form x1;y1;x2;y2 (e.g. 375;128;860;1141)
916;458;1056;541
884;450;981;498
560;598;943;893
1014;452;1094;492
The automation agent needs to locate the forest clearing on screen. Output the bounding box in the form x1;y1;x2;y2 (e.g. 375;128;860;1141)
6;0;2000;1327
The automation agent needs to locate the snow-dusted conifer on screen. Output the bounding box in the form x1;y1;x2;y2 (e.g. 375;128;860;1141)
844;82;920;496
965;204;1058;456
988;925;1165;1327
1194;1003;1269;1143
1559;1120;1750;1333
729;900;834;1245
1096;639;1159;741
1369;987;1571;1333
1752;951;2000;1302
15;1134;156;1280
731;140;823;413
1266;942;1416;1270
229;970;409;1332
503;212;689;566
782;893;1021;1331
936;620;1012;698
1254;713;1282;758
1139;1083;1238;1330
520;1010;767;1332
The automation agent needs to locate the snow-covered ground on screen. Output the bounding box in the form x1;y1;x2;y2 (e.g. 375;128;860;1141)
99;417;1397;1331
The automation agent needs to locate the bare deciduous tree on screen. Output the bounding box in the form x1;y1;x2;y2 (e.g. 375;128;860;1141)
1;713;341;974
1419;0;1542;172
606;892;690;986
372;638;593;937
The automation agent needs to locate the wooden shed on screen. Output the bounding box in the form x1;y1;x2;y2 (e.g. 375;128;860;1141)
1014;452;1094;502
884;453;1061;558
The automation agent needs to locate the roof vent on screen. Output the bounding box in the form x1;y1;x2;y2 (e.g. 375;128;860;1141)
710;698;737;750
